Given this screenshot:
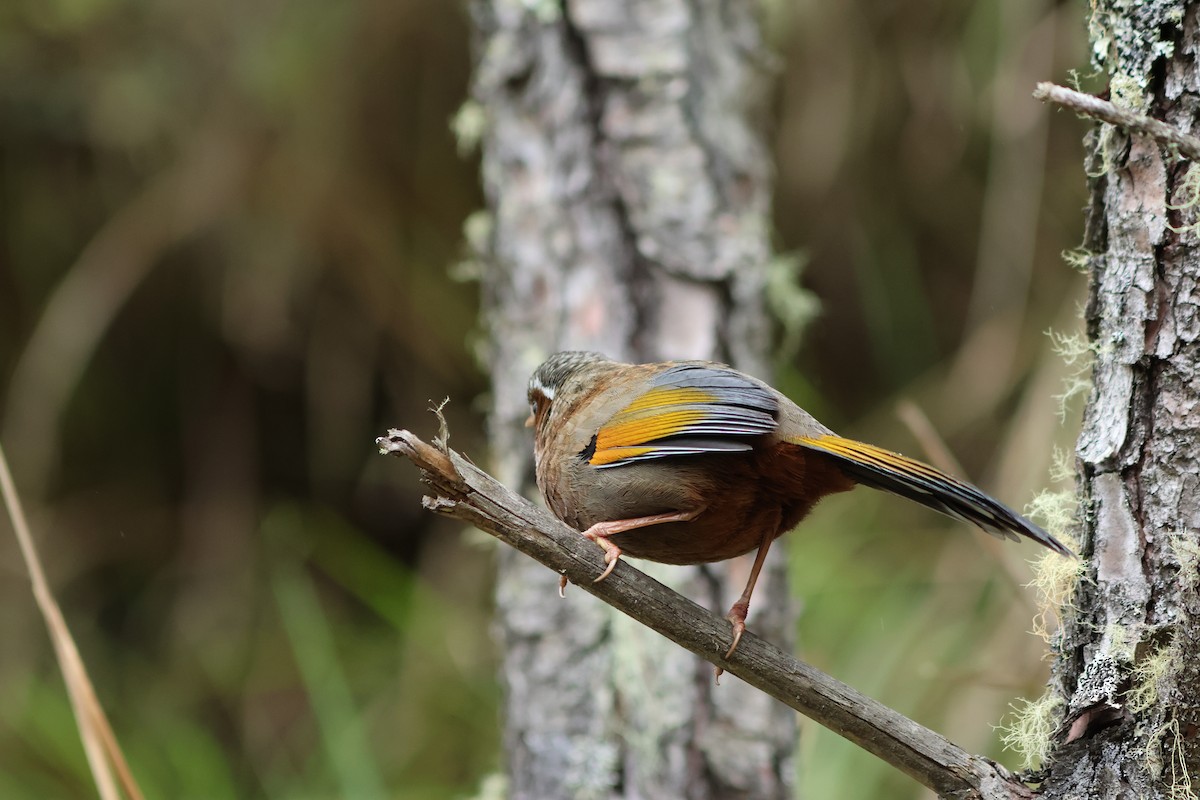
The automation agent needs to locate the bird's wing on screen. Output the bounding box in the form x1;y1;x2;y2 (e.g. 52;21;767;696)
793;434;1075;556
586;364;778;468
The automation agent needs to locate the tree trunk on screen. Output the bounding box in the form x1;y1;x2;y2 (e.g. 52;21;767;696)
1044;2;1200;796
468;1;797;797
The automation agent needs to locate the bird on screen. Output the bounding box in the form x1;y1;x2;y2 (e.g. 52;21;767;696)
525;351;1074;660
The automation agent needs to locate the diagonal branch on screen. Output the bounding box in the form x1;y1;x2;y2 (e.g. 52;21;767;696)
377;425;1035;800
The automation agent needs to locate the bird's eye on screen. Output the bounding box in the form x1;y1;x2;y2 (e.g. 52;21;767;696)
526;389;549;429
526;381;556;428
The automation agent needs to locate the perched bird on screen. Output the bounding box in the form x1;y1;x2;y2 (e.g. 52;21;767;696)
526;351;1073;658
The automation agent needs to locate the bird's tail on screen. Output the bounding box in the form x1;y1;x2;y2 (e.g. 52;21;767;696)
792;434;1075;557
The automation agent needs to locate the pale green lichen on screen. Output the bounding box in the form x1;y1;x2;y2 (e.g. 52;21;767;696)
467;772;509;800
1053;374;1094;423
1169;530;1200;574
450;211;493;282
765;252;820;362
999;691;1066;771
1019;321;1092;639
1109;74;1146;108
1061;247;1091;273
522;0;562;23
1127;638;1177;714
1082;74;1146;180
1088;7;1114;69
451;100;488;157
1048;329;1093;368
1086;124;1122;179
1025;489;1080;541
1024;489;1084;642
1102;621;1137;662
1067;68;1102;92
1122;537;1195;797
1166;162;1200;210
1166;163;1200;237
1047;328;1095;422
1146;717;1197;800
1048;445;1075;484
1089;2;1185;94
1165;717;1197;800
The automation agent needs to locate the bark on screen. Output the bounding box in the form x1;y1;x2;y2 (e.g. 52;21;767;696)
1039;1;1200;796
468;1;794;797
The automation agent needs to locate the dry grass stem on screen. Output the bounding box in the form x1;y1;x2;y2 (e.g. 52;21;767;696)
0;442;143;800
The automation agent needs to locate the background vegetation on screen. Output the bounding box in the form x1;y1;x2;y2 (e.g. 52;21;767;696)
0;0;1087;797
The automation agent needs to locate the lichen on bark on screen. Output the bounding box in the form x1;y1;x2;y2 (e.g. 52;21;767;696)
1042;3;1200;796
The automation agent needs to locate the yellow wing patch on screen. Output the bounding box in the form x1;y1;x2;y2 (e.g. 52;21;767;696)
617;386;716;414
595;409;709;452
589;446;657;467
589;387;717;466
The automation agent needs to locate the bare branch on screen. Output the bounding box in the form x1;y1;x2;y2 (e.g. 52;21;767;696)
1033;82;1200;161
377;426;1036;800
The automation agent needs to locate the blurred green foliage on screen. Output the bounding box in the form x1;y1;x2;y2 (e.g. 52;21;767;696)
0;0;1086;797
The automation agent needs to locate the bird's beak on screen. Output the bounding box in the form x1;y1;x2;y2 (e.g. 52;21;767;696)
524;413;535;428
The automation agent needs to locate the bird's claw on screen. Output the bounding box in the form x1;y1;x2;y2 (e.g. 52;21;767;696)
583;529;623;583
593;543;621;583
714;601;751;682
723;599;750;659
723;618;746;660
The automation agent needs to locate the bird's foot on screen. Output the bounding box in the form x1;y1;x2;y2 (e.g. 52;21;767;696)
724;598;750;659
581;524;624;583
713;599;751;682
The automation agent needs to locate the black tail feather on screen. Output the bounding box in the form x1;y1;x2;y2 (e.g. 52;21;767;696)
796;435;1075;558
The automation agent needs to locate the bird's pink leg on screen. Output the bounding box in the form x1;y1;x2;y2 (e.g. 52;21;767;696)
558;508;703;593
723;532;775;659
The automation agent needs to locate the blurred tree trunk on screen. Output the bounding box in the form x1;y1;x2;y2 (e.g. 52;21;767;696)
1045;3;1200;797
468;1;796;797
